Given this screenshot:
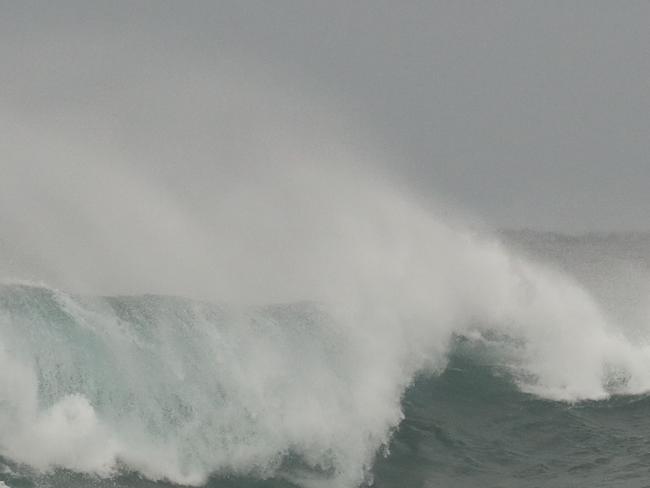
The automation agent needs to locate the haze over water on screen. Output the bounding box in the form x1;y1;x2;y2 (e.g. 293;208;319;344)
1;3;649;488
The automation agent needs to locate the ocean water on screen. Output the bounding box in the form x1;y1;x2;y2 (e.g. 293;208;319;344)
1;233;650;488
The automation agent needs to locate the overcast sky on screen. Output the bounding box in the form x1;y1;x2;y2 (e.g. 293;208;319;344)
2;1;649;232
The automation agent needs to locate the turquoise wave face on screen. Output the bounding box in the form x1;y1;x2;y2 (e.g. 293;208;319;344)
0;284;399;487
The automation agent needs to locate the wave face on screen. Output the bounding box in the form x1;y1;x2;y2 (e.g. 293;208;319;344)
376;341;650;488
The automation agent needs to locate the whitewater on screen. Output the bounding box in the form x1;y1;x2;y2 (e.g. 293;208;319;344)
2;160;650;488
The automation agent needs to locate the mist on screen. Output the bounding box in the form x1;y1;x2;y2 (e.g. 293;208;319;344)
2;2;649;233
1;4;650;487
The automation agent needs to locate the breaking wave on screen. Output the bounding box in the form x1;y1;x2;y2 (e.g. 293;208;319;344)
1;256;650;488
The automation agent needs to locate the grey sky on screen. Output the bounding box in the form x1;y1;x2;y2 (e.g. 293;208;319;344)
2;1;649;231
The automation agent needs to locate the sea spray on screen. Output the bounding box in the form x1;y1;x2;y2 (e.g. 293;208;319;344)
1;196;650;487
1;79;649;487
